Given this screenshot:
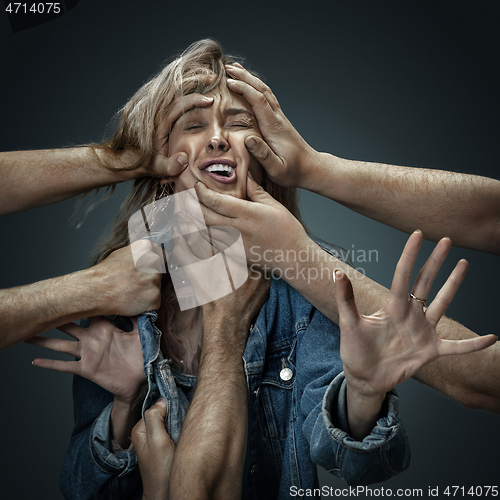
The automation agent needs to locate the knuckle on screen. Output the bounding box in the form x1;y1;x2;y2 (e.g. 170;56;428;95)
257;93;268;108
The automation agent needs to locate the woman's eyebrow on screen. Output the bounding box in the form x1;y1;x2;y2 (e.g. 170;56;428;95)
225;107;255;118
170;106;206;129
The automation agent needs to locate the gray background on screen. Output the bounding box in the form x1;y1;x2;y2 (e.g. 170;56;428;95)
0;1;499;498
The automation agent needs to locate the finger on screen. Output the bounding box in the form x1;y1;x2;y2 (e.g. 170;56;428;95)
171;233;200;267
160;94;214;135
425;259;468;327
132;240;163;274
31;357;81;374
437;334;497;357
225;65;281;111
226;78;280;131
246;172;281;207
195;181;247;219
56;322;84;340
144;399;168;442
131;417;146;446
25;336;80;357
411;237;452;304
183;229;216;259
161;152;189;177
334;270;360;331
390;231;424;301
245;136;284;175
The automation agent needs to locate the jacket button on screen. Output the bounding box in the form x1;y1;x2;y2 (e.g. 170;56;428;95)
250;464;257;475
280;367;293;381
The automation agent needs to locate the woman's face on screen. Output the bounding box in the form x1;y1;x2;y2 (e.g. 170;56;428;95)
162;86;264;199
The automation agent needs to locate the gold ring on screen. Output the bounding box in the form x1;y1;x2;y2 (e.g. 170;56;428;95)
409;293;427;305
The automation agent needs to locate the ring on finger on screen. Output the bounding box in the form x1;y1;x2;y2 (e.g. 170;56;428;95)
409;293;427;306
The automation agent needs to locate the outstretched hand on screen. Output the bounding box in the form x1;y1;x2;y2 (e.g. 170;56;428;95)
225;64;317;188
26;317;145;404
336;231;497;399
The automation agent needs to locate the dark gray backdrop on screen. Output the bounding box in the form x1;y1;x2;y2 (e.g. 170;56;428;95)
0;1;498;499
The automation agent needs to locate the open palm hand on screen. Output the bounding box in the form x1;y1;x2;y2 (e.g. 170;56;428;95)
336;231;497;398
27;316;145;403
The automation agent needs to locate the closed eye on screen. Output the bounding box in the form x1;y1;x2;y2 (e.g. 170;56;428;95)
184;123;204;131
227;121;253;128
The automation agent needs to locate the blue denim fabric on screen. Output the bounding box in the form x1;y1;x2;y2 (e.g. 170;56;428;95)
60;239;410;500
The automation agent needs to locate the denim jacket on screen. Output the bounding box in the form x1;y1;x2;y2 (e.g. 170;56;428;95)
60;240;410;500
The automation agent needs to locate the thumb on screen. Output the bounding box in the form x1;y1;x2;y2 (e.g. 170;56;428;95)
334;270;360;330
245;136;282;172
162;152;189;177
195;181;246;218
131;415;147;445
144;398;168;440
246;171;278;206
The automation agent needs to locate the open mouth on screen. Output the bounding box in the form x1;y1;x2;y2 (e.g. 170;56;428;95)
200;161;237;184
206;164;233;177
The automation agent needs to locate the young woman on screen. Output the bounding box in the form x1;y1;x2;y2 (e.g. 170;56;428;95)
29;40;494;500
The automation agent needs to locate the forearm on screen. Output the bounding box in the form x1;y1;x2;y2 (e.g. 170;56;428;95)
414;317;500;413
0;147;143;215
269;236;500;413
302;152;500;255
169;323;248;500
0;267;114;350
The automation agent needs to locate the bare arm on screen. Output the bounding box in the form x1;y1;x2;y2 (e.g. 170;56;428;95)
168;273;270;500
194;177;500;414
0;94;216;216
224;64;500;255
0;147;143;215
0;240;162;351
304;155;500;255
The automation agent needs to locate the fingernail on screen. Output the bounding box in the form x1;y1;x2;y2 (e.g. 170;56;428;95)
334;270;342;281
203;96;214;102
247;170;254;180
227;78;238;85
246;137;257;151
177;152;188;167
155;398;166;407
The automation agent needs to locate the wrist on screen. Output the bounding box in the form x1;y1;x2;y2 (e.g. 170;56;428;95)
300;151;339;195
92;146;144;181
202;320;249;355
75;266;112;317
346;382;386;407
345;380;386;441
111;394;144;449
296;149;327;191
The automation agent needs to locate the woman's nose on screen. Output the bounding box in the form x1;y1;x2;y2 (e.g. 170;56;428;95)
206;127;229;152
